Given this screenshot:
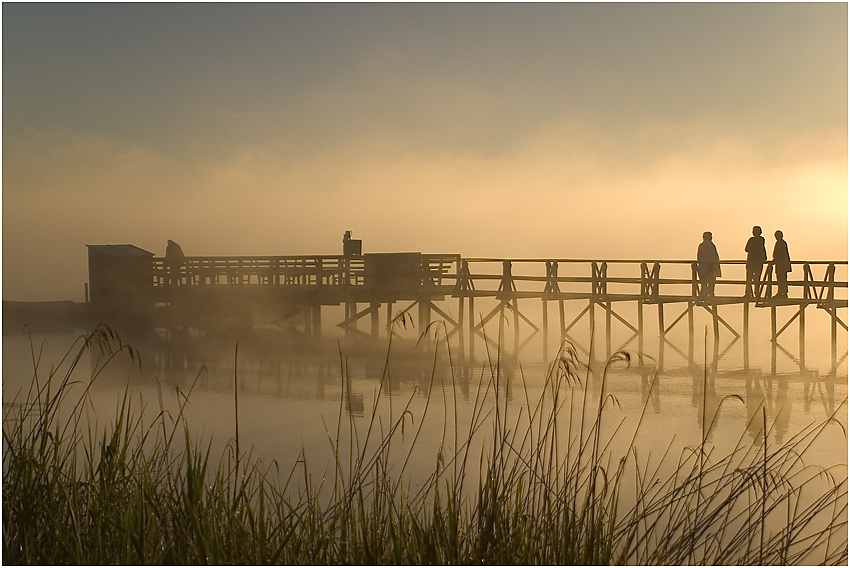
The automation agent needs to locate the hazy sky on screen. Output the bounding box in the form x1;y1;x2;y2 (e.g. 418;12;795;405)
3;3;847;301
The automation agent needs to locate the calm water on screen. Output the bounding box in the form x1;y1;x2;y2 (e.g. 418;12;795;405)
3;324;847;564
3;325;846;487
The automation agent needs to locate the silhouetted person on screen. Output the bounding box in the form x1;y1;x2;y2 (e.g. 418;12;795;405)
165;239;185;286
744;225;767;298
697;231;721;298
772;230;791;298
342;230;361;256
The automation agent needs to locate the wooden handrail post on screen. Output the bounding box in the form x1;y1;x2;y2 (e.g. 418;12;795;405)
640;261;661;300
544;261;559;296
803;263;813;300
828;263;836;302
591;261;607;297
498;260;514;298
454;259;471;294
652;263;660;300
765;263;775;299
691;262;699;298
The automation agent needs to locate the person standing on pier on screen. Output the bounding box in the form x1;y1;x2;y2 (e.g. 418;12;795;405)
772;230;791;298
744;225;767;298
165;239;185;286
697;231;721;298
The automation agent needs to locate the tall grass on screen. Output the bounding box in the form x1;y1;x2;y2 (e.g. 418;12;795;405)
3;324;847;564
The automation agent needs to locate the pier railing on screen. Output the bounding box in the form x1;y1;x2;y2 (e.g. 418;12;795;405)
152;255;846;306
153;254;461;290
142;254;847;372
454;259;846;305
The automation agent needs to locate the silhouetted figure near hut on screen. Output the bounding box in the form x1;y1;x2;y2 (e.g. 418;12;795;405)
165;239;185;286
697;231;721;298
342;230;361;256
744;226;767;298
772;230;791;298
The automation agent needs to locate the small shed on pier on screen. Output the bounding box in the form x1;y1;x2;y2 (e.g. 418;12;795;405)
87;244;154;309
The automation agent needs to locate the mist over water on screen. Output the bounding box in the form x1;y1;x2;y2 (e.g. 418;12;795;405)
4;309;845;482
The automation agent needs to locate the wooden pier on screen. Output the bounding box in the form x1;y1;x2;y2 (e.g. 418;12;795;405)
84;245;847;374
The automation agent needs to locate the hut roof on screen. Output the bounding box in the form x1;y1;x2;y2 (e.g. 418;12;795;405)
86;244;153;257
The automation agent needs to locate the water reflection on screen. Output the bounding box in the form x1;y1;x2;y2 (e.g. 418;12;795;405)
3;330;846;475
142;335;846;427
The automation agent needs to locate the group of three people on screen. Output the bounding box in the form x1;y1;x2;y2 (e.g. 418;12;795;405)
697;227;791;299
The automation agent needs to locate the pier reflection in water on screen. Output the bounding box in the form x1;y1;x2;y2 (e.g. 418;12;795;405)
1;327;844;527
4;326;844;483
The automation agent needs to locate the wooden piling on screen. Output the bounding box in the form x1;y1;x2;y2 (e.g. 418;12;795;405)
637;299;644;356
419;300;431;334
346;301;355;337
799;304;806;372
712;303;720;364
589;300;596;363
542;298;549;362
712;303;720;344
743;300;749;371
469;296;475;361
371;301;379;338
513;298;520;354
657;302;664;371
831;306;837;376
458;295;465;359
499;303;505;351
771;305;777;375
558;299;565;344
688;301;694;368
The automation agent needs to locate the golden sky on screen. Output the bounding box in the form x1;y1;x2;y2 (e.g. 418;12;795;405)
3;3;847;301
